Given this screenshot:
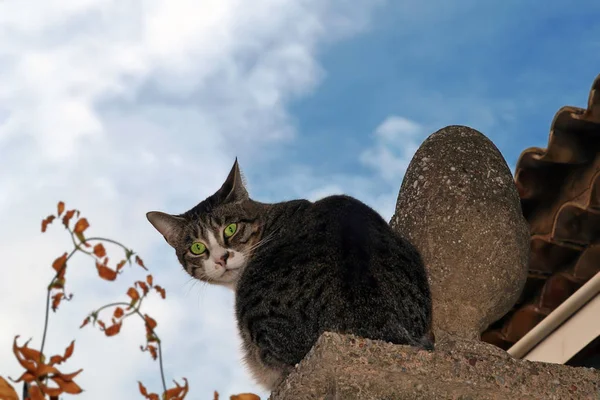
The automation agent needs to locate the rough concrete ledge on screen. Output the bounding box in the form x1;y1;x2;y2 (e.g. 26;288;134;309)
270;332;600;400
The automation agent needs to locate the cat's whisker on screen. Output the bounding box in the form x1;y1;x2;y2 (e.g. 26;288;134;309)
243;231;277;256
183;277;207;309
194;280;208;309
182;277;198;297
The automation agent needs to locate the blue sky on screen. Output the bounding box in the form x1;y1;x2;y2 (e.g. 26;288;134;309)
0;1;598;399
251;0;600;213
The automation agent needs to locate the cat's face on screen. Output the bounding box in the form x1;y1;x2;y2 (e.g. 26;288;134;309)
147;159;261;290
174;210;262;289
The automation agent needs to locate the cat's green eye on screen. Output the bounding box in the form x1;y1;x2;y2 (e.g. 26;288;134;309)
190;242;207;255
224;223;237;238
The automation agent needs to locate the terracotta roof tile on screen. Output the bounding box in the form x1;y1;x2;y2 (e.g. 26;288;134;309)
482;74;600;350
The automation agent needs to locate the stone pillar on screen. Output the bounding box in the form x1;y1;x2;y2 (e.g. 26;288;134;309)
390;125;530;340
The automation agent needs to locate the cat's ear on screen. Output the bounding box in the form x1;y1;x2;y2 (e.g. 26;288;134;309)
146;211;184;247
214;158;249;204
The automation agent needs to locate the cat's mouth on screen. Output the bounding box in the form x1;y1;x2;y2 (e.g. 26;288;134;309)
213;267;243;289
221;266;241;278
216;265;241;277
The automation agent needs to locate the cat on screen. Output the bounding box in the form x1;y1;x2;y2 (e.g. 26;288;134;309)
147;159;433;391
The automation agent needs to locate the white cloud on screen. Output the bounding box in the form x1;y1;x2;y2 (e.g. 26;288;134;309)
373;115;422;142
0;0;383;399
360;115;425;183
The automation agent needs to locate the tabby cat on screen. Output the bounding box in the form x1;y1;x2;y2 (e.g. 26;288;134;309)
147;159;433;391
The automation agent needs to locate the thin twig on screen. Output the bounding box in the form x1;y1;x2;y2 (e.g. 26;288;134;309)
40;247;78;357
131;308;168;394
85;237;133;255
157;338;168;394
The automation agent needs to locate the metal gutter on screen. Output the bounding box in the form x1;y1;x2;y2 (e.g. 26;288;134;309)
507;271;600;360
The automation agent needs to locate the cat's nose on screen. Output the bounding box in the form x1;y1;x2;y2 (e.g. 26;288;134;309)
214;252;229;267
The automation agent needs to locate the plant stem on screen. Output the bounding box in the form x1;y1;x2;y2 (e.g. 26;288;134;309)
21;382;29;399
40;247;79;358
157;338;168;394
39;288;52;360
69;230;92;256
92;301;131;315
85;237;132;254
132;308;168;394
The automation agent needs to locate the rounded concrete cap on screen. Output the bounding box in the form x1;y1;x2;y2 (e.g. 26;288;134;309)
391;125;530;340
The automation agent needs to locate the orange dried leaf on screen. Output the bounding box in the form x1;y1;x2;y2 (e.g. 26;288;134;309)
62;209;77;228
0;376;19;400
136;281;149;295
148;346;158;360
104;321;122;337
73;217;90;244
11;371;35;383
146;274;153;286
127;287;140;304
57;201;65;217
93;243;106;258
138;381;148;395
49;375;83;394
163;378;189;400
214;391;219;400
116;259;127;272
35;363;60;378
149;347;157;360
51;293;64;312
96;262;118;281
154;285;166;299
97;320;106;330
140;344;158;360
135;255;148;270
14;338;43;364
113;307;124;319
48;340;75;365
35;382;62;397
52;368;82;382
138;381;160;400
42;215;56;232
26;385;45;400
52;253;68;275
12;339;37;372
230;394;261;400
144;314;157;331
49;354;62;365
73;218;89;234
80;317;91;329
63;341;75;361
